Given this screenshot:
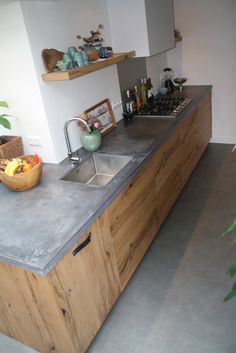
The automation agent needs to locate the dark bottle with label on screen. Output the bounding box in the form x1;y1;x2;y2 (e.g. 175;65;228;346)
146;78;154;103
126;90;134;113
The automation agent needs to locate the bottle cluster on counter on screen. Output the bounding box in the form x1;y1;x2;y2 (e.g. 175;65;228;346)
123;77;154;119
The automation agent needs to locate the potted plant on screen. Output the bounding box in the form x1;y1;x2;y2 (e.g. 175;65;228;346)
220;217;236;301
77;24;104;62
77;115;102;152
0;100;24;159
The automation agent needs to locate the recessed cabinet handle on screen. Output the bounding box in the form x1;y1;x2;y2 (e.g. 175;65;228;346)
72;233;91;256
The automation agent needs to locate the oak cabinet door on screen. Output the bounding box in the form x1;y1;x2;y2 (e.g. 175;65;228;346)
49;213;120;353
153;129;183;225
181;93;212;183
107;159;158;289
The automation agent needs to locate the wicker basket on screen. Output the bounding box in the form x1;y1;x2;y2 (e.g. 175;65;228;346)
0;155;42;192
0;136;24;159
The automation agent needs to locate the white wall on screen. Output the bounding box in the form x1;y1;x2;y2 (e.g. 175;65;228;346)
146;52;168;95
20;0;123;162
0;1;57;162
167;0;236;144
0;0;123;163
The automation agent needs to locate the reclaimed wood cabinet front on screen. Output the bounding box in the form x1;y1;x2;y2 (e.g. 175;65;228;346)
106;159;159;289
0;213;120;353
181;93;212;183
0;90;212;353
49;214;121;353
152;129;183;225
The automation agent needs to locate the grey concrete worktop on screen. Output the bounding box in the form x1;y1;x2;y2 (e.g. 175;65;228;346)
0;85;211;275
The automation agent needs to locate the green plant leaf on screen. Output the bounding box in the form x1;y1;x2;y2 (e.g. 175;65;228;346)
223;282;236;302
0;116;11;129
221;216;236;237
0;101;8;108
227;262;236;277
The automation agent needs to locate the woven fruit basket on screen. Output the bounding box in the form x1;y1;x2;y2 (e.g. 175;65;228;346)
0;154;42;192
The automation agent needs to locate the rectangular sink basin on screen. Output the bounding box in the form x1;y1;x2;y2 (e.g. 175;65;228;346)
61;153;132;187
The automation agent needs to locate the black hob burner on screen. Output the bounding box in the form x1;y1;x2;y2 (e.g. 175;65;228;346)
135;95;191;118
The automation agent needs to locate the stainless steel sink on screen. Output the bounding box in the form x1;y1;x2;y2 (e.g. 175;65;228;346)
61;153;132;187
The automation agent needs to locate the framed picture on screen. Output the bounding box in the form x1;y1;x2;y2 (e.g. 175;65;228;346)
84;98;116;136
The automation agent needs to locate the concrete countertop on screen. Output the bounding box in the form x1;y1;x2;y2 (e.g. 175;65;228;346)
0;85;211;275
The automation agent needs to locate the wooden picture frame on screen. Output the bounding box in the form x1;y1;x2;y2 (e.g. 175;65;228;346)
84;98;116;136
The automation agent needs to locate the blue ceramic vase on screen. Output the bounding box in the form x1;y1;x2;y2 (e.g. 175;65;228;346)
80;130;102;152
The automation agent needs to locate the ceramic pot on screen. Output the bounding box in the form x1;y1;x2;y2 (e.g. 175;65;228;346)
80;130;102;152
73;52;84;67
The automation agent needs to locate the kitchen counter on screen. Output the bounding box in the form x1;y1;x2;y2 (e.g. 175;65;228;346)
0;85;211;275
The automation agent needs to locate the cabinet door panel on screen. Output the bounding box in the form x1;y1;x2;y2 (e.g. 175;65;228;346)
153;129;183;224
107;159;158;289
0;263;76;353
181;93;212;183
49;214;120;353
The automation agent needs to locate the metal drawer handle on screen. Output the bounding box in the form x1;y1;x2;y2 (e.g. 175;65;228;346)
72;233;91;256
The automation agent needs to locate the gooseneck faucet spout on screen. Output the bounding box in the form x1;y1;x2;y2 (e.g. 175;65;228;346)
64;117;90;163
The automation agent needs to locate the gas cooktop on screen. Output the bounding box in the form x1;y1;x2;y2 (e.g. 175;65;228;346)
135;95;191;118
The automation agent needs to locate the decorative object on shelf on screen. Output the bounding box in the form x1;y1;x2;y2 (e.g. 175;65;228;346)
68;46;78;58
174;77;188;91
0;100;24;159
0;154;42;191
41;51;136;81
174;29;182;43
84;98;116;136
62;53;74;68
99;46;113;59
77;24;107;62
87;49;99;62
81;50;89;65
42;48;64;72
56;60;69;71
77;24;104;50
73;52;84;67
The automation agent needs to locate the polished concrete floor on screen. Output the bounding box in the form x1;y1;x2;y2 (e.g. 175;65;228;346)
1;143;236;353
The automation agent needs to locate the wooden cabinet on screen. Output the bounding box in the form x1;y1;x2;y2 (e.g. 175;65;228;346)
181;93;212;184
153;129;183;225
0;90;212;353
107;0;175;57
106;159;159;289
0;213;120;353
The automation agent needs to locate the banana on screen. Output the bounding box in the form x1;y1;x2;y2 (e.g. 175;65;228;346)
4;159;20;176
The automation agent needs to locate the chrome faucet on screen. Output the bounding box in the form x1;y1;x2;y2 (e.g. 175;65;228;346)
64;117;90;163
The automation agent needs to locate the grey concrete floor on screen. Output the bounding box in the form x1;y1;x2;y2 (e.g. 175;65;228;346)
1;143;236;353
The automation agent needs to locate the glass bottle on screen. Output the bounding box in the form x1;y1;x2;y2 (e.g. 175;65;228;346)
140;78;147;107
134;85;141;112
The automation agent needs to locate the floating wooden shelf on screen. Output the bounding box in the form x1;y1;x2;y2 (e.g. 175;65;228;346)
175;36;182;43
42;51;136;81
